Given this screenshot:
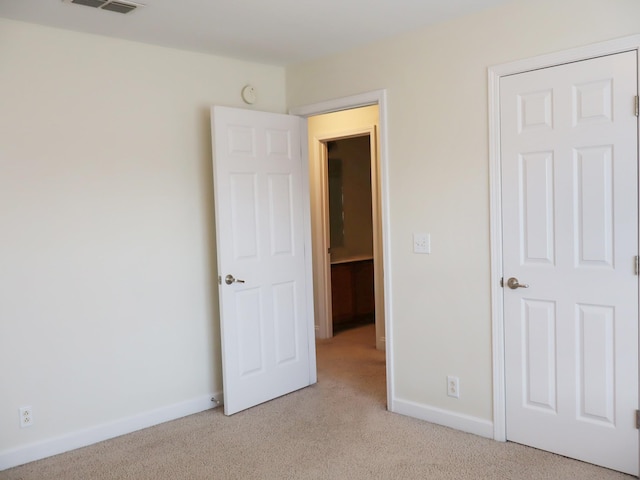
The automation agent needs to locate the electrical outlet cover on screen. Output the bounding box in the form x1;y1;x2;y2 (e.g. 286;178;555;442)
413;233;430;254
19;406;33;428
447;376;459;399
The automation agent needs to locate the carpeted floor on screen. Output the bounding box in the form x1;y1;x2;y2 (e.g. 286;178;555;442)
1;324;633;479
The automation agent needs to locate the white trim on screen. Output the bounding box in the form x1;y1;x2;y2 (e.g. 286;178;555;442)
488;35;640;443
488;65;506;443
0;393;221;471
393;398;494;439
290;91;385;117
290;89;395;410
490;35;640;78
315;133;333;340
300;115;318;384
369;123;386;352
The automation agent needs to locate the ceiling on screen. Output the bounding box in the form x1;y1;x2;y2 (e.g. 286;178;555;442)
0;0;511;65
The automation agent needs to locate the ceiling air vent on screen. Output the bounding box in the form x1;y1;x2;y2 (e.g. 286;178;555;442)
63;0;144;14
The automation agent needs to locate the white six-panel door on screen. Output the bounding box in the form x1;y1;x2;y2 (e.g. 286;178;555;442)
211;106;315;416
501;52;639;475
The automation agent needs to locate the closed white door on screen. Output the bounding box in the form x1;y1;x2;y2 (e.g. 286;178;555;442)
501;52;639;475
211;106;316;416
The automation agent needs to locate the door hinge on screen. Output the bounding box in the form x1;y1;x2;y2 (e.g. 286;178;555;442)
635;256;639;276
636;410;640;429
635;95;639;117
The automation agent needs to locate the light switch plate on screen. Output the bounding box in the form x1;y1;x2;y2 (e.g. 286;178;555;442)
413;233;430;254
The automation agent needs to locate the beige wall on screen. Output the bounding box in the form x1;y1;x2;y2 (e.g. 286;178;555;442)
0;18;286;457
287;0;640;423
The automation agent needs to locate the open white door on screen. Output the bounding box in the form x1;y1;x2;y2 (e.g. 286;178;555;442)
211;106;316;416
501;51;639;475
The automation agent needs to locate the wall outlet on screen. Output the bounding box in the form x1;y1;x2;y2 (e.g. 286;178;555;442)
19;406;33;428
447;376;460;399
413;233;430;254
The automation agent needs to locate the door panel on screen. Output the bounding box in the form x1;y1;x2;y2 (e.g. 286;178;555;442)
575;146;613;267
501;51;639;475
577;304;615;424
268;174;294;255
523;299;556;412
211;106;315;416
273;281;298;364
521;151;555;264
230;173;259;259
236;288;263;376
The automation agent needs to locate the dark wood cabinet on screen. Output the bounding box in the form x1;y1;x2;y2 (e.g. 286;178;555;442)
330;259;375;331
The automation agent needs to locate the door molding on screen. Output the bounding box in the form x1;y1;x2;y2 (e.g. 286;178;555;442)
290;90;395;410
488;35;640;442
311;127;378;342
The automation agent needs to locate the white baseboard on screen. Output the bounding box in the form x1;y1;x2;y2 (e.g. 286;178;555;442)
392;397;494;439
0;392;222;471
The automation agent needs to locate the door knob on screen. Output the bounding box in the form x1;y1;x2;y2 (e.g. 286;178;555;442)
225;274;245;285
507;277;529;289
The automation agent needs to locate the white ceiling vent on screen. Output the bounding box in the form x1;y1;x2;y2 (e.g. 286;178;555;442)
63;0;144;14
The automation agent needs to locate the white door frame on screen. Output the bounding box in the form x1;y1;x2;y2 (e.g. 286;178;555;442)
488;36;640;442
290;90;395;410
311;125;383;347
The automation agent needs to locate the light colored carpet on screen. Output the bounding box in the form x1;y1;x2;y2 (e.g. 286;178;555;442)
1;324;633;479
